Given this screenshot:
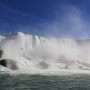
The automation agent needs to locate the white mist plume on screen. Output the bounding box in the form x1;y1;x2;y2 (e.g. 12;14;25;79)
0;32;90;74
29;39;79;60
30;4;90;39
15;3;90;39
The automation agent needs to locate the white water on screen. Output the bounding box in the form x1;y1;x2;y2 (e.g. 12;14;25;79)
0;32;90;74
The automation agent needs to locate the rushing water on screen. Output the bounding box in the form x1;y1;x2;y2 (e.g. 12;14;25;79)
0;74;90;90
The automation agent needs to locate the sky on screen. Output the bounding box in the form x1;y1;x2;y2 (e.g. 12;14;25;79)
0;0;90;38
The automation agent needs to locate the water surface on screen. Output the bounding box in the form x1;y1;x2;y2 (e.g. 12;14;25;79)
0;73;90;90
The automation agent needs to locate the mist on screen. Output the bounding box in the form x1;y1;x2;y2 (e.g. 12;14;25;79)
0;3;90;73
17;3;90;39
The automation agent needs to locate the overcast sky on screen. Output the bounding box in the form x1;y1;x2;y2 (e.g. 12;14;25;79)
0;0;90;38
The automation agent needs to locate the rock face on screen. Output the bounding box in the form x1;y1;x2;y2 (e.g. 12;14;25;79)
0;59;18;70
38;61;49;69
0;50;3;58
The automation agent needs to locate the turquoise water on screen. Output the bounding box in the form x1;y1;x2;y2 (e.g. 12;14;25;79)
0;74;90;90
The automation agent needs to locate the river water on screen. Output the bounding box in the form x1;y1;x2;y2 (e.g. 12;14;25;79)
0;73;90;90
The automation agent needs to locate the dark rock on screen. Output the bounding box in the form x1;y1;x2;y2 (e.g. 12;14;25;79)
38;61;49;69
0;50;3;58
0;59;18;70
0;59;6;67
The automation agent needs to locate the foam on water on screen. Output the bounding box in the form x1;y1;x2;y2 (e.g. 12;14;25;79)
0;32;90;74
